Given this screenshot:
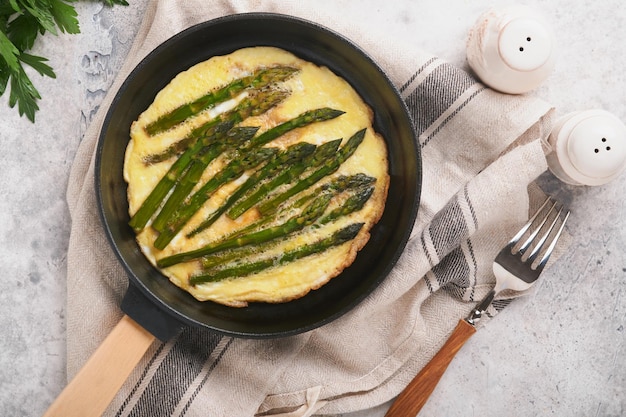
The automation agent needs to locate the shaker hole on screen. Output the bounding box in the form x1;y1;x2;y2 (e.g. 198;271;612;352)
602;137;607;142
526;37;532;41
519;47;524;52
607;146;611;151
594;149;599;153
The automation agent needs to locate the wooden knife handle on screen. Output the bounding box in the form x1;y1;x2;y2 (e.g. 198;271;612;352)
385;319;476;417
43;314;156;417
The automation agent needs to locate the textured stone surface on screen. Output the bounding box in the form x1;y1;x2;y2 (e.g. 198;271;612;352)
0;1;624;416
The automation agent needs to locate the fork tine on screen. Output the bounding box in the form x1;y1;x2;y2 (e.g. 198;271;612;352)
535;209;570;269
508;197;552;250
517;200;558;255
526;204;565;261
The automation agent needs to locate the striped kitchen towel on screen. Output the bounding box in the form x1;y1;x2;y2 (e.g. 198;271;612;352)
65;1;558;416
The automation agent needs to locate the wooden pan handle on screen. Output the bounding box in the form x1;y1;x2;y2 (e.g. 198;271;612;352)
43;314;156;417
385;319;476;417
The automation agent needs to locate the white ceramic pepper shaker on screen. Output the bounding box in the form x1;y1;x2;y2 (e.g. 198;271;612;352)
466;5;555;94
546;110;626;186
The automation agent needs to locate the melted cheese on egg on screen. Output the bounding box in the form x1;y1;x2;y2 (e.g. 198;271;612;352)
124;47;389;307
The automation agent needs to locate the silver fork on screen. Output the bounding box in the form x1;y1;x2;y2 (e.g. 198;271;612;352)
385;197;570;417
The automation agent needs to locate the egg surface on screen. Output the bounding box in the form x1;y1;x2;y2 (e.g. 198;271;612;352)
124;47;389;307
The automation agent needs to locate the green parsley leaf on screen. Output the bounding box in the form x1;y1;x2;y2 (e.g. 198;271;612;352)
0;29;20;70
49;0;80;34
0;0;128;122
7;13;42;51
7;1;20;14
9;63;41;122
0;66;10;96
21;2;58;35
20;53;56;78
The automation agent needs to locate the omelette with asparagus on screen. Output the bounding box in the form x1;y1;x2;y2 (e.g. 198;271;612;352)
124;47;389;307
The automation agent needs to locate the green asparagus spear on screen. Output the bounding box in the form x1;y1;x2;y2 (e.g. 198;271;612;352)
223;173;375;243
190;222;364;284
153;147;278;249
289;173;375;211
246;107;344;149
187;142;317;236
131;87;290;230
315;173;377;197
145;66;299;136
257;128;367;215
201;247;250;270
320;185;375;224
157;193;332;267
143;87;290;165
128;120;234;231
142;119;222;165
227;138;342;219
202;181;375;269
151;126;259;232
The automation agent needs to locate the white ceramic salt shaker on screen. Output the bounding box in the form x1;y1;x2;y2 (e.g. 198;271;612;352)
466;5;555;94
546;110;626;186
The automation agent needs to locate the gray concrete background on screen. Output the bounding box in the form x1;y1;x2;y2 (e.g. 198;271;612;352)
1;1;624;416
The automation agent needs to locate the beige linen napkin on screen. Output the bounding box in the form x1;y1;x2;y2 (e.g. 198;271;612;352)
66;1;559;416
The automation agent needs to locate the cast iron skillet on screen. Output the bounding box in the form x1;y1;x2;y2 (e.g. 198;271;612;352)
96;13;421;340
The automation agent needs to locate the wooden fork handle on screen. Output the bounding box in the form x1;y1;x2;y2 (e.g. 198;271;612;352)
43;315;156;417
385;319;476;417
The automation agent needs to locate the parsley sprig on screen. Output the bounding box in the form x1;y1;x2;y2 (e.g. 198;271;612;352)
0;0;128;122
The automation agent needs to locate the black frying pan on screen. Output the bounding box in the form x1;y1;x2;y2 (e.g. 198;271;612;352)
45;14;421;416
96;12;421;341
